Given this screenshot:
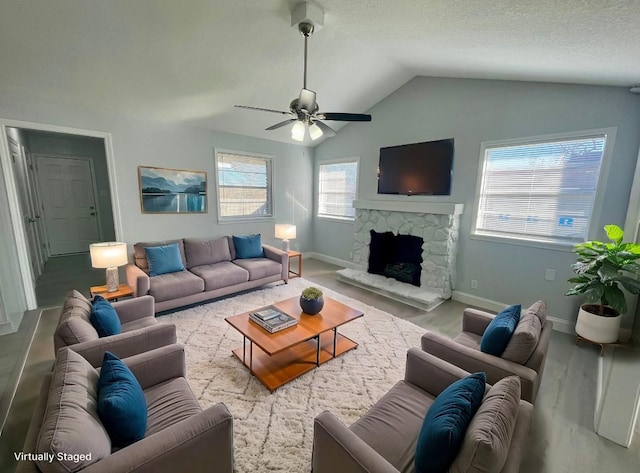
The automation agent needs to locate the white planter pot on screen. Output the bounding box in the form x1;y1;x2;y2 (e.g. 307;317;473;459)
575;305;621;343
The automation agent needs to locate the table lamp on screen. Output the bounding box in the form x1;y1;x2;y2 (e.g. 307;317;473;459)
275;224;296;252
89;242;128;292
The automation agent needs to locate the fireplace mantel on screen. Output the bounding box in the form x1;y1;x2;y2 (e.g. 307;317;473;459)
354;200;464;215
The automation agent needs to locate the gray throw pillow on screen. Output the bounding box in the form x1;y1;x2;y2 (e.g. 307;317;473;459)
525;300;547;326
501;311;542;364
449;376;521;473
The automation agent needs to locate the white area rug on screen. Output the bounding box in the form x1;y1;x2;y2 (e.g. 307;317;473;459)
161;278;426;472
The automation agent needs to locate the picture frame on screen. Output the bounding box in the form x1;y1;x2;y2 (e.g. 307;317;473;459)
138;166;207;214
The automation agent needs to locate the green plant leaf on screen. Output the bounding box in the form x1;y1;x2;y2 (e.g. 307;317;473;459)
619;276;640;295
603;285;626;314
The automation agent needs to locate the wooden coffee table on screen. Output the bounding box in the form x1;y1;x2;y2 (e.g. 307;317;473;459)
225;296;364;392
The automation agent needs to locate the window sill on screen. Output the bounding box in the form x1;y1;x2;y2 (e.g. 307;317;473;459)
469;232;577;252
316;216;355;224
217;216;275;224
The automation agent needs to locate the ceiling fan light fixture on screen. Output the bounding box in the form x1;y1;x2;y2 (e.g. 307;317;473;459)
291;120;306;141
309;122;323;140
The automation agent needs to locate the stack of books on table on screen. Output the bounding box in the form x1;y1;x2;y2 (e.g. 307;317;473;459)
249;307;298;333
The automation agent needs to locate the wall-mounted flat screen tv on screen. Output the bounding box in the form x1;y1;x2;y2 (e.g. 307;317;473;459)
377;138;454;196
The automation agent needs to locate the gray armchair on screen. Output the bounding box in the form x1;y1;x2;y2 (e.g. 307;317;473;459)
54;290;177;367
16;344;234;473
312;348;533;473
421;306;553;403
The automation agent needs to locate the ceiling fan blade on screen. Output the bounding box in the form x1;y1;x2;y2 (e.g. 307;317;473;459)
298;88;317;112
317;112;372;122
235;105;291;115
313;120;336;137
266;119;297;131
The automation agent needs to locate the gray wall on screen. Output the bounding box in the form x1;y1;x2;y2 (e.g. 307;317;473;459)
26;131;116;241
313;76;640;325
0;92;314;257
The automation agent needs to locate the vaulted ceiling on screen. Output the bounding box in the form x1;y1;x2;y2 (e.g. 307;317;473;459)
1;0;639;145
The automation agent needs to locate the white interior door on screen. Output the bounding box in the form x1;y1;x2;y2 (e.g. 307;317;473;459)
36;155;101;255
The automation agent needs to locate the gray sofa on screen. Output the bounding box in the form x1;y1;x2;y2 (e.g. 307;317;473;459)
126;236;289;313
312;348;533;473
17;344;234;473
54;290;177;367
421;304;553;403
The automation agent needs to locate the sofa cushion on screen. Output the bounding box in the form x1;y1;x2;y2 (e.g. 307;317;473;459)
134;239;186;274
98;352;147;447
525;299;547;326
190;262;249;291
55;290;99;349
415;372;486;473
502;310;542;364
121;317;158;333
233;258;282;281
450;376;521;473
233;234;264;259
350;380;435;472
145;243;185;276
184;237;232;269
90;295;122;337
144;377;202;437
480;304;521;356
36;348;110;473
148;270;205;303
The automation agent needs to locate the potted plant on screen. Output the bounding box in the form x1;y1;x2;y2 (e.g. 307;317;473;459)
566;224;640;343
300;287;324;315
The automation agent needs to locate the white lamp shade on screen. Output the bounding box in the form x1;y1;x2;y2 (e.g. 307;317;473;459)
291;121;306;141
309;123;323;140
275;224;297;240
89;242;128;268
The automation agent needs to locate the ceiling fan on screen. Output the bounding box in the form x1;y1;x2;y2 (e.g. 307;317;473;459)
235;20;372;142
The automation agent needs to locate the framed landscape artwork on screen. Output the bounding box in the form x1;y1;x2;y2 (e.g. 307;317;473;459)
138;166;207;214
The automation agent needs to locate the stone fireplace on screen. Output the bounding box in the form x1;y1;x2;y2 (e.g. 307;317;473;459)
337;200;463;310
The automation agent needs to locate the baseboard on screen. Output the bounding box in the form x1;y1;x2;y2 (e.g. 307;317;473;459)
451;291;507;313
306;252;361;270
0;319;15;336
452;291;575;335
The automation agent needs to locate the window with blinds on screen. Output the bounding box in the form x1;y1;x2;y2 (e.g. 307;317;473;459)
472;132;611;246
215;150;273;220
318;159;359;220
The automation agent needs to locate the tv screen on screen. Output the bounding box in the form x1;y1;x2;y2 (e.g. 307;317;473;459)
377;138;454;196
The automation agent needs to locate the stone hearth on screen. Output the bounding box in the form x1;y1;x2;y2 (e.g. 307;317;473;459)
337;200;463;310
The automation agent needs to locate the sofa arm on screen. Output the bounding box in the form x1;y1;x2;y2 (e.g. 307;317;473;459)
84;403;234;473
404;347;471;396
69;323;177;368
462;308;495;336
312;411;398;473
263;244;289;281
118;344;186;390
126;264;150;297
421;331;538;402
113;295;155;324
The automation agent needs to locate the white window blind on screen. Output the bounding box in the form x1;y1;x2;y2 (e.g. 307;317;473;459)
473;133;608;245
318;160;358;220
216;151;273;220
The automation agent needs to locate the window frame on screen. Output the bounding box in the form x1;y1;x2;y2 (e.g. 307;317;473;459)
213;148;275;223
316;157;360;223
470;127;616;250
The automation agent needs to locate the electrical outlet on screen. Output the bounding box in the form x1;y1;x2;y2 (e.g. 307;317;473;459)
471;280;478;289
544;269;556;281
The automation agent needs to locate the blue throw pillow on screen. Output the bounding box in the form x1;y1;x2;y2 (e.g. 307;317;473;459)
415;372;486;473
97;352;147;447
233;234;264;259
144;243;185;276
90;295;121;337
480;304;522;356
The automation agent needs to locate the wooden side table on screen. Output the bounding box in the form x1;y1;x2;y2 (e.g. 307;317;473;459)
288;251;302;278
90;283;134;302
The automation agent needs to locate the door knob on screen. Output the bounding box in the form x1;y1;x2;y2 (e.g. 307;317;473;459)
90;212;96;216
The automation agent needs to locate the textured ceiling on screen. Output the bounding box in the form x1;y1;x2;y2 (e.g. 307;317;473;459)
1;0;639;145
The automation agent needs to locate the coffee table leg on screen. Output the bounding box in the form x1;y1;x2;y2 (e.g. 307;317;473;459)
242;335;247;363
333;327;337;357
316;335;320;366
249;341;253;371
